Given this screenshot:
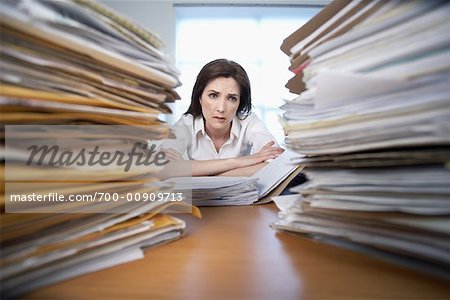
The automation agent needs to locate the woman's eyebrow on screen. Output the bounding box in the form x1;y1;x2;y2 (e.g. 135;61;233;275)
228;93;239;97
208;89;219;93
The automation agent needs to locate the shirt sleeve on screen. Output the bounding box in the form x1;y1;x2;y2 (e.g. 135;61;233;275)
246;113;280;154
160;115;192;156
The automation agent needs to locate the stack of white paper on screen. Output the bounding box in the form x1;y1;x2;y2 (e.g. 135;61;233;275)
274;0;450;278
167;177;259;206
165;149;300;206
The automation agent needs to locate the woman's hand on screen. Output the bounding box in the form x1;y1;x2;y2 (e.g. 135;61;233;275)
235;141;284;168
256;141;284;158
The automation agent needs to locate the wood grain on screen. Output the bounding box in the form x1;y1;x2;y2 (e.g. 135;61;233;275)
26;204;450;300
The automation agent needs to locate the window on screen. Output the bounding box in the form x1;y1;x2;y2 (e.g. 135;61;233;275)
174;5;321;143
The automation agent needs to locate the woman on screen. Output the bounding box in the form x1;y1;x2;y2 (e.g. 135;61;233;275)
162;59;283;176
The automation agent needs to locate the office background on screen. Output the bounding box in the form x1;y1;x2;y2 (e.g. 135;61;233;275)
100;0;328;142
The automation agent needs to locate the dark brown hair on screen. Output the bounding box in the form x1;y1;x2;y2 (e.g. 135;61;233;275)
184;59;252;119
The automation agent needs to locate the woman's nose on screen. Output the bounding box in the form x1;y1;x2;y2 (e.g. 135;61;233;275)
216;99;225;113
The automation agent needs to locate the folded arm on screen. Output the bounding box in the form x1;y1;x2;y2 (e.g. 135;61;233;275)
161;141;283;177
218;162;268;177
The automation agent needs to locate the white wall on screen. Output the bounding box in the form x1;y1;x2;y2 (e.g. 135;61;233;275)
99;1;330;64
172;0;329;4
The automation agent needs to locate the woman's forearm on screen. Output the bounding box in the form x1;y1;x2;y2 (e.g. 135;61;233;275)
218;162;267;177
159;158;240;178
190;158;241;176
161;157;266;178
190;152;276;176
160;144;282;178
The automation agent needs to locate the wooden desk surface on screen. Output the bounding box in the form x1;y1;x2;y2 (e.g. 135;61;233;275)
26;203;450;300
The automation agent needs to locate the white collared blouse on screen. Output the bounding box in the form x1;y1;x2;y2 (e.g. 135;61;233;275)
164;113;279;160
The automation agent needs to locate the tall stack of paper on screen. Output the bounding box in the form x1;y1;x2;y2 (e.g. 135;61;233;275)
0;0;199;297
272;0;450;278
0;0;180;122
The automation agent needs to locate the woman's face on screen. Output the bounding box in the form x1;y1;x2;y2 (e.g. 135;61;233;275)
200;77;240;134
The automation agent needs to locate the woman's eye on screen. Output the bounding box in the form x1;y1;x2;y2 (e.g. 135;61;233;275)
209;93;217;98
229;96;238;102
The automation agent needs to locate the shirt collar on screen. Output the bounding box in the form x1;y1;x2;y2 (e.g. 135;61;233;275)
193;116;206;136
230;115;241;139
193;115;241;139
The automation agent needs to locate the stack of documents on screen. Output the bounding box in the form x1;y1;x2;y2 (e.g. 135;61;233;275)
0;0;199;297
1;201;201;298
165;149;300;206
273;0;450;277
0;0;180;126
167;176;259;206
